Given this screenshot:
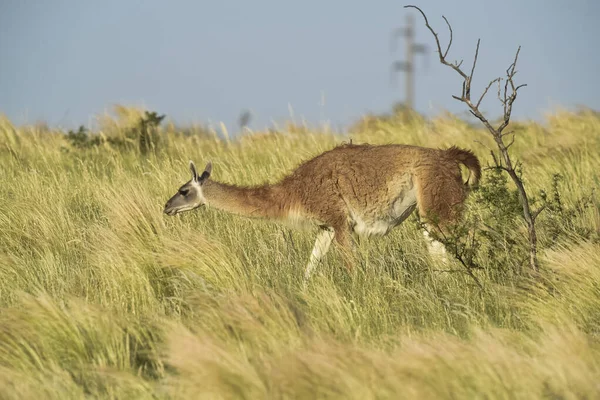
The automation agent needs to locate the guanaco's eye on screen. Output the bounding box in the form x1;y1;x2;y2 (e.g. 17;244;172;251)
179;189;189;196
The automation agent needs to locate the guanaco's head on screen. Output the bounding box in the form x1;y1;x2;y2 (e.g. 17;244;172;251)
164;161;212;216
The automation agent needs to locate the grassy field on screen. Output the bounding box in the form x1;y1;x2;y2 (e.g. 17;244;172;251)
0;107;599;399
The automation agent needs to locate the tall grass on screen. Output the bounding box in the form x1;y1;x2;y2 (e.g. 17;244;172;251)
0;108;599;399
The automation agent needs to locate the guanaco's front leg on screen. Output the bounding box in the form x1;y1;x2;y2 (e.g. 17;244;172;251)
304;227;335;282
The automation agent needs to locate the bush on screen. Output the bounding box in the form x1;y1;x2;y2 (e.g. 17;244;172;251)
65;111;165;154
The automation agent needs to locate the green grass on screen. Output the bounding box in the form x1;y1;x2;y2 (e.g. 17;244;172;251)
0;108;599;399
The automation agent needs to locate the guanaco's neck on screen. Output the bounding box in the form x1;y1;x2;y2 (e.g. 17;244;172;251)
202;180;294;220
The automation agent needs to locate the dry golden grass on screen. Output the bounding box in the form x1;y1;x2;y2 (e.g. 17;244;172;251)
0;107;599;399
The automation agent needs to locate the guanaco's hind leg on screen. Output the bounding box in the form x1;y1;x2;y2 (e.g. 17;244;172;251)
416;172;466;262
422;223;448;262
333;225;357;272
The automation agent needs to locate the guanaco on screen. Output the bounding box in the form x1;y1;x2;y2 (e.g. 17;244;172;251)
164;143;481;281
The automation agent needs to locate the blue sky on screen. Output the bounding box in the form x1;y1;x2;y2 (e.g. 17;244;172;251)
1;0;598;130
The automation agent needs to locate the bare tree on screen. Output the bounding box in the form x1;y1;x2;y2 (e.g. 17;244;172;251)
405;5;543;272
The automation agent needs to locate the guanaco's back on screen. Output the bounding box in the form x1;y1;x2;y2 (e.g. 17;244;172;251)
280;144;479;233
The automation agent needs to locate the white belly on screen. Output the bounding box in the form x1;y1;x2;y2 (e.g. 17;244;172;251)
352;218;396;236
351;187;417;236
284;209;324;231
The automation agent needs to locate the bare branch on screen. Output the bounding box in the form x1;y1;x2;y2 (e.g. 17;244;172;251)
503;77;510;110
488;150;510;172
497;48;527;135
405;5;468;79
508;46;522;76
490;150;500;167
532;204;546;221
515;160;523;172
474;140;494;154
477;77;502;108
505;134;516;149
466;39;481;100
442;16;453;58
404;6;444;60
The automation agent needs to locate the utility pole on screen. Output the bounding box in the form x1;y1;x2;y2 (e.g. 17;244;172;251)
391;13;427;110
238;109;252;133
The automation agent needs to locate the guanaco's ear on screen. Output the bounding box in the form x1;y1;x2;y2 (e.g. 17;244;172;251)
189;161;199;182
199;162;212;182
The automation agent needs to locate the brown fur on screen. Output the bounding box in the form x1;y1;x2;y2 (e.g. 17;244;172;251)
283;144;478;237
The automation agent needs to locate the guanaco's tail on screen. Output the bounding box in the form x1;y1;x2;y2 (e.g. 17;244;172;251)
446;146;482;187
